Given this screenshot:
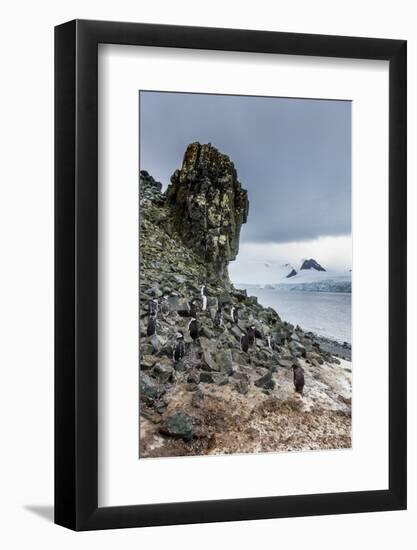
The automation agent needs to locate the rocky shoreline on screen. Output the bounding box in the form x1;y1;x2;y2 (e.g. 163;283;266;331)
139;143;352;458
314;336;351;361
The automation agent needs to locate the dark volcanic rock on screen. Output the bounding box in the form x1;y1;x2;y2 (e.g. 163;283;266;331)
212;372;229;386
165;142;249;281
255;371;275;390
140;373;164;405
200;371;214;384
286;268;297;278
152;362;174;384
160;412;193;441
278;359;293;369
300;258;326;272
216;349;233;375
289;340;306;358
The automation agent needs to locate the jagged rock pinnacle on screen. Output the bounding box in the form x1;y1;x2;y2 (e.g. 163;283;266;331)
165;143;249;281
300;259;326;272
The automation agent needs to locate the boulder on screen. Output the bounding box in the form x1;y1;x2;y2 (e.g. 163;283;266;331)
140;355;156;370
272;332;286;346
255;371;275;390
207;297;218;308
278;359;293;369
171;274;186;284
140;373;164;405
199;337;219;371
200;371;213;383
160;412;193;441
152;362;174;384
186;370;200;385
232;349;248;364
216;349;233;375
200;325;215;339
289;340;306;358
212;372;229;386
219;292;232;305
306;351;323;365
148;285;163;298
209;307;218;321
176;299;190;317
173;359;187;372
141;343;155;356
291;331;301;342
230;325;243;341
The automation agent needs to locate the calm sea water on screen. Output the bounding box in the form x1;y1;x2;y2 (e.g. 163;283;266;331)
238;287;351;344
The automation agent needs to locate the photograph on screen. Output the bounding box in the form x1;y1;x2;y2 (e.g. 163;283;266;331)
139;91;352;458
0;1;409;542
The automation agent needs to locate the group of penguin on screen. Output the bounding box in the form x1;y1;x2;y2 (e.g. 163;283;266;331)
145;284;305;395
145;285;210;363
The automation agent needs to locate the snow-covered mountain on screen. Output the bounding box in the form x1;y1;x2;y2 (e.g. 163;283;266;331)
300;258;326;272
232;258;351;293
276;267;351;293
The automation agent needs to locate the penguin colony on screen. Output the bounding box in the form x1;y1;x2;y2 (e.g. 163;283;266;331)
145;286;306;395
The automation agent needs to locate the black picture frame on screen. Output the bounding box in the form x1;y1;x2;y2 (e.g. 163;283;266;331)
55;19;407;531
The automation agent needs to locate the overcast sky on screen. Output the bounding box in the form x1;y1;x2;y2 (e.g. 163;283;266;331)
140;91;351;282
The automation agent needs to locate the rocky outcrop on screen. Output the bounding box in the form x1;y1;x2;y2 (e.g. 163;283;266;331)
286;268;297;278
300;258;326;271
165;143;249;281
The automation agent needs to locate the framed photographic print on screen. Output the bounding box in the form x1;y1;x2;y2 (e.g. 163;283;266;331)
55;20;407;530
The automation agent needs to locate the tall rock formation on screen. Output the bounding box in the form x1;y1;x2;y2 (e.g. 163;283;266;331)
165;143;249;281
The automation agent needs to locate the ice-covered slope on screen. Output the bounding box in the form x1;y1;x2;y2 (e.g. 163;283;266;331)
275;268;351;293
230;255;351;293
233;265;351;293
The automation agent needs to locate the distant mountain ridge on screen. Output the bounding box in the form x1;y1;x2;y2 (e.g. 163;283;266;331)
286;258;326;279
233;258;351;293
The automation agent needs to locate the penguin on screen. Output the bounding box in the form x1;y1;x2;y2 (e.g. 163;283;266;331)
188;317;199;342
173;331;185;362
240;332;249;353
148;298;158;317
247;325;256;346
267;335;275;350
213;304;223;327
292;364;305;395
160;294;170;318
147;314;157;337
231;306;239;324
189;300;198;318
201;285;208;312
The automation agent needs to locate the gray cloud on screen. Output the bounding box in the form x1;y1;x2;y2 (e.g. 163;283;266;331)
140;91;351;244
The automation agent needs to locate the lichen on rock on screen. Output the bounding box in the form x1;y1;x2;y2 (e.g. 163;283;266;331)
165;142;249;281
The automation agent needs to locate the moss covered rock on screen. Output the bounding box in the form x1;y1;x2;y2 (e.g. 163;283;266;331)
165;142;249;281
